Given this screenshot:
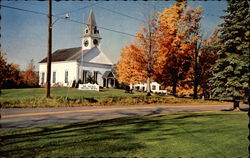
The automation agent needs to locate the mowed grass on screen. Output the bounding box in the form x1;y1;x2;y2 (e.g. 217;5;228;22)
0;88;222;108
0;88;145;99
0;112;248;157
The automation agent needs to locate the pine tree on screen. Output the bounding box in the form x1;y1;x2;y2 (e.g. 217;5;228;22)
210;0;250;109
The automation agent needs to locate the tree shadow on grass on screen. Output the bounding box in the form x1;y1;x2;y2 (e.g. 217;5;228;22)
1;116;156;156
239;107;249;112
173;113;227;120
0;112;238;157
221;107;249;112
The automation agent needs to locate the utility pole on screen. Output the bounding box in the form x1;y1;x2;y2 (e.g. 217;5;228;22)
46;0;52;98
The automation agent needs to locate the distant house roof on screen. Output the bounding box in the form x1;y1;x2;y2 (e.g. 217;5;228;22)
39;47;91;63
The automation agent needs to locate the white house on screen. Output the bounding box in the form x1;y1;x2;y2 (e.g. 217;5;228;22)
39;9;117;88
130;82;168;94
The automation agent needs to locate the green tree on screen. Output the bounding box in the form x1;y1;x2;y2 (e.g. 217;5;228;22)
210;0;250;109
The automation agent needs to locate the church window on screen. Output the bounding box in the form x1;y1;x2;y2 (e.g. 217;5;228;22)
52;71;56;83
83;71;87;83
86;29;88;34
41;72;45;84
65;71;68;83
94;71;98;84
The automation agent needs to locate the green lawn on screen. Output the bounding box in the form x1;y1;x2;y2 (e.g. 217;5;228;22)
0;88;222;108
0;87;144;99
0;112;248;157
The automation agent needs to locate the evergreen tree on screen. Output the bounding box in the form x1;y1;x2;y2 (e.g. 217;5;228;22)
210;0;250;109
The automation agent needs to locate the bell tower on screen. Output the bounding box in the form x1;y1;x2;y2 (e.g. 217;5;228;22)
81;9;101;50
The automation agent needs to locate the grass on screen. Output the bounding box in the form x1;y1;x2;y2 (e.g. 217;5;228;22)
0;111;248;157
0;88;145;98
0;88;223;108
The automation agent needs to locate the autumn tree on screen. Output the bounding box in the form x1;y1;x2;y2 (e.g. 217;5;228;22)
116;43;147;85
154;1;203;96
198;29;219;98
117;7;157;96
0;50;22;89
3;63;23;89
209;0;250;110
137;18;158;96
0;51;8;95
22;59;39;87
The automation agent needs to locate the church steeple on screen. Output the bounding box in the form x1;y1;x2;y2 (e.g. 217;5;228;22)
83;8;101;39
87;8;97;28
82;9;101;50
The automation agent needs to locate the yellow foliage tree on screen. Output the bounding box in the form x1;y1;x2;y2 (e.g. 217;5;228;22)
116;43;147;85
117;14;157;93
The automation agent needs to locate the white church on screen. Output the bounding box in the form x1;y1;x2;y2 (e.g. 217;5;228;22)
39;9;117;88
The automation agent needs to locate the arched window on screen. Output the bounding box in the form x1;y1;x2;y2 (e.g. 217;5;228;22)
94;26;97;34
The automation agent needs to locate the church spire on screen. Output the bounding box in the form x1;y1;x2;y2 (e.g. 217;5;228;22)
87;8;97;27
83;8;101;39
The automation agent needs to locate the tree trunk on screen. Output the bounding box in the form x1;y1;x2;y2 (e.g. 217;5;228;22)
146;77;151;96
172;81;177;96
193;40;199;99
233;101;240;110
233;96;240;110
193;71;198;99
193;80;198;99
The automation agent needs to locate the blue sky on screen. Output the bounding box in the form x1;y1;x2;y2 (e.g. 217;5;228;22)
1;1;227;70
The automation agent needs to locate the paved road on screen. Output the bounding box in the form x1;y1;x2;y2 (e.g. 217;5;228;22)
0;103;247;130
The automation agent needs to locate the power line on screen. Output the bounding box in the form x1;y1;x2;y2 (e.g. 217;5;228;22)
95;5;146;23
19;2;48;7
0;4;138;38
0;5;48;16
52;14;138;38
54;1;103;16
1;4;220;41
204;13;221;18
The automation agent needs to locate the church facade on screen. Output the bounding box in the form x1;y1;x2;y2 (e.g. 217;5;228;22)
39;9;117;88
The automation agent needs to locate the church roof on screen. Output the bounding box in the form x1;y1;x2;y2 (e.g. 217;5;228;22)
39;47;113;65
39;47;89;63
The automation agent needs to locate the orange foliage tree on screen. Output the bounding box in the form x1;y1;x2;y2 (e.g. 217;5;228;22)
22;59;39;87
136;22;157;95
0;50;38;91
0;50;23;89
3;63;23;89
154;1;203;96
117;17;157;91
198;29;219;98
116;43;147;85
0;51;8;94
